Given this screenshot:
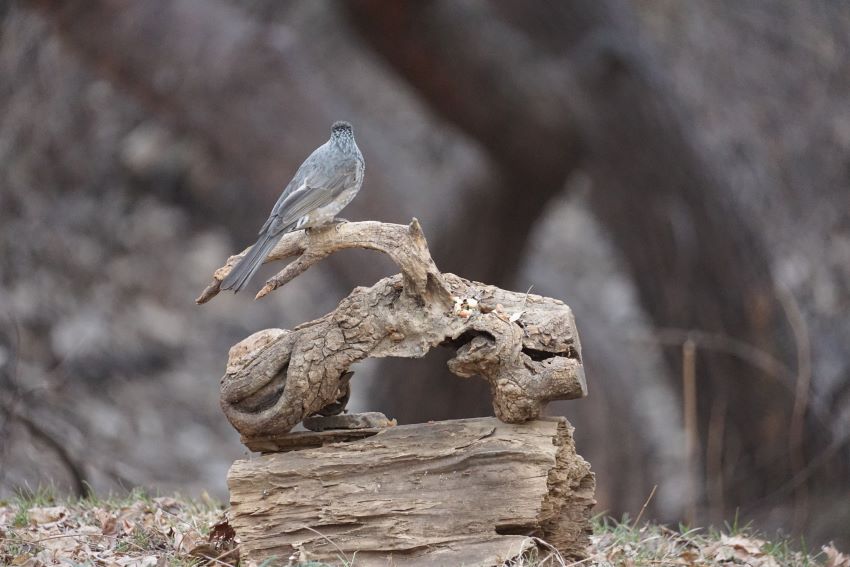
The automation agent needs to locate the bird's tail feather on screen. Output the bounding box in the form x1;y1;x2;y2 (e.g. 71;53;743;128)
221;230;284;293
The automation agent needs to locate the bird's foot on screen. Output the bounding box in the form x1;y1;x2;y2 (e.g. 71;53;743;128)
333;218;350;231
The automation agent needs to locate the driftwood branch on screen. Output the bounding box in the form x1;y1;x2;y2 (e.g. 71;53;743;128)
196;219;450;303
199;220;586;439
227;417;596;566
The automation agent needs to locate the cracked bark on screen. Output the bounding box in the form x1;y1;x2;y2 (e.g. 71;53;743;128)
228;417;595;565
199;220;586;439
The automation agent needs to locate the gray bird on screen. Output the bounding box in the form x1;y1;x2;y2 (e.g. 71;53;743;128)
222;121;365;292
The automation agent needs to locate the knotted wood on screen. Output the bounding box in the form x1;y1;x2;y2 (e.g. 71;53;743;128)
199;220;587;439
227;417;596;566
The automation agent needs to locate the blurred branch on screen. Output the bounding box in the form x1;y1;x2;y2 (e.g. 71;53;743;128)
633;327;831;428
743;429;850;515
682;339;698;527
0;313;126;498
776;285;812;534
0;314;21;487
1;400;90;498
0;312;88;497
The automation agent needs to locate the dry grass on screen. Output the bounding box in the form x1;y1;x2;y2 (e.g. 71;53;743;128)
1;488;847;566
586;516;847;567
0;486;236;566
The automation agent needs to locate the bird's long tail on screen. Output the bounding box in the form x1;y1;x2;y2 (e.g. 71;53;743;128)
220;230;284;293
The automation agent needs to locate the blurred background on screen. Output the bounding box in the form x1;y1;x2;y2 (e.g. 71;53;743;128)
1;0;848;549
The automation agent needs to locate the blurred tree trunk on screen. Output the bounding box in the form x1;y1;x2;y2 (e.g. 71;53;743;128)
338;0;589;420
343;0;588;422
346;0;803;513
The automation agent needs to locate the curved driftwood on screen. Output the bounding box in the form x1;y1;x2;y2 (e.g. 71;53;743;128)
200;220;586;438
196;220;449;303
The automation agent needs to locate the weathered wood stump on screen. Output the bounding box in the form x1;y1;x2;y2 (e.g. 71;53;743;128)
228;417;595;566
199;220;586;439
198;219;596;565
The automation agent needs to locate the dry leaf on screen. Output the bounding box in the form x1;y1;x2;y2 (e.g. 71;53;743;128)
677;548;699;565
721;534;765;554
191;517;239;564
97;509;118;535
705;535;781;567
152;497;180;511
825;543;850;567
174;528;203;554
209;518;236;546
10;555;43;566
27;506;67;525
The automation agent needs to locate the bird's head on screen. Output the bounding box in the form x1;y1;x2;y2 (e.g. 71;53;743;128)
331;121;354;138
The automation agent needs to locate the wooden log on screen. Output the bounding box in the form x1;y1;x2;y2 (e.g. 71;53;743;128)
228;416;596;566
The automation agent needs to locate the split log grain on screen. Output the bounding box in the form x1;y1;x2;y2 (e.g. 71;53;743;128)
228;416;596;566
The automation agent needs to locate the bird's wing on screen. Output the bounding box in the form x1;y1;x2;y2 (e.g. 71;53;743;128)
262;161;358;235
257;144;328;234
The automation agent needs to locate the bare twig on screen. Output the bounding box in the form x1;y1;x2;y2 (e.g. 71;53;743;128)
706;395;727;525
634;484;657;527
194;546;240;567
682;339;698;526
776;286;812;535
0;312;21;488
631;328;831;428
529;536;569;567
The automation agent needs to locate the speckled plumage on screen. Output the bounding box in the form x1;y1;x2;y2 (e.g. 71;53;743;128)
222;121;364;292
